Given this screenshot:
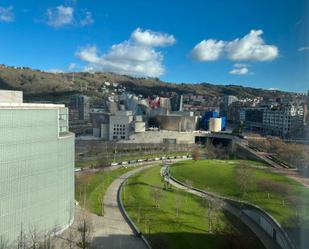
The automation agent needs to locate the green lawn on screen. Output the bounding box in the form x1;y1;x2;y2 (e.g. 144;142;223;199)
170;160;309;249
122;166;264;249
75;166;140;215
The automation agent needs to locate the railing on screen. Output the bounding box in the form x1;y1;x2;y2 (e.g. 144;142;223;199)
170;176;294;249
117;175;153;249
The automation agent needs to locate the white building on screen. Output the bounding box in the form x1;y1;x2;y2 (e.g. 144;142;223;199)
209;117;222;132
263;105;304;137
109;111;133;140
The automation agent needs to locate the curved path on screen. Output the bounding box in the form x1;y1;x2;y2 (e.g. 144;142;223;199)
91;165;156;249
162;167;282;249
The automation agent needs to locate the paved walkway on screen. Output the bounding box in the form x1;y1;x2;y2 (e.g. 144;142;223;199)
55;165;156;249
162;167;281;249
91;165;153;249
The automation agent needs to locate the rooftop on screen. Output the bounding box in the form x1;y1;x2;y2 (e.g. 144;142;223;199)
0;90;65;109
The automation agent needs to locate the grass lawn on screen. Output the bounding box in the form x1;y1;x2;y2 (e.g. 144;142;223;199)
122;166;264;249
170;160;309;249
75;166;141;215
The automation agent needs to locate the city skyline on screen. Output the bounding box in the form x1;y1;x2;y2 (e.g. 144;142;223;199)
0;0;308;92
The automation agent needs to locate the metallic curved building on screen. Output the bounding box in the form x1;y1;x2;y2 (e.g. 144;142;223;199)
0;91;74;243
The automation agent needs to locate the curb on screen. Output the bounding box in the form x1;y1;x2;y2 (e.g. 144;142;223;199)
170;175;295;249
117;169;153;249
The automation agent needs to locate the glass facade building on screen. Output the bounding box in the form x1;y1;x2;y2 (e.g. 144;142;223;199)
0;91;75;243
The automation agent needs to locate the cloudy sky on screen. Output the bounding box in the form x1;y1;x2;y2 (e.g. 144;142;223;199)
0;0;308;92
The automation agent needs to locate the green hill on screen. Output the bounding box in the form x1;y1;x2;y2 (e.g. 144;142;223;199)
0;65;294;103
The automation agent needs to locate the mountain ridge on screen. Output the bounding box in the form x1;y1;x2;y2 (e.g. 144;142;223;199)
0;65;295;103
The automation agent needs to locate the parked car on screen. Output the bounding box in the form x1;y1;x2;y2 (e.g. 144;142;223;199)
111;162;118;166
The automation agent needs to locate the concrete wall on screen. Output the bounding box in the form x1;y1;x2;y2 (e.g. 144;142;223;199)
0;90;23;103
124;130;195;144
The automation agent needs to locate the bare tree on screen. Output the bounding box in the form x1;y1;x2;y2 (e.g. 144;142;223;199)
184;179;193;205
174;193;182;218
286;194;305;227
17;225;28;249
57;226;76;249
202;197;222;233
76;215;93;249
28;226;40;249
257;179;276;199
234;164;253;197
271;181;291;207
192;146;200;161
205;143;217;159
152;188;164;209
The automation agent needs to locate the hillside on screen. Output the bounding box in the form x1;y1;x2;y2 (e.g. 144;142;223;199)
0;65;294;103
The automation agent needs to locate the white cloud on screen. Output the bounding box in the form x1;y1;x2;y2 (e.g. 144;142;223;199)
76;28;175;77
46;5;74;28
298;46;309;52
234;63;247;68
131;27;176;47
0;6;14;23
76;46;101;63
226;30;278;61
191;30;279;62
68;63;77;70
229;67;249;75
80;10;94;26
229;64;249;75
190;39;225;61
46;5;94;28
46;69;64;74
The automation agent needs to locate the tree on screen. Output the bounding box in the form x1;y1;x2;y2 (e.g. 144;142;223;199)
76;216;93;249
234;164;253;197
202;197;222;233
152;188;164;209
174;193;182;218
28;226;40;249
286;194;305;227
192;146;200;161
61;226;75;249
257;179;276;199
205;143;217;159
271;181;291;207
17;225;28;249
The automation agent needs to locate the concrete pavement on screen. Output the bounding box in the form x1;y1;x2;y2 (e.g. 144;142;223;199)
91;165;155;249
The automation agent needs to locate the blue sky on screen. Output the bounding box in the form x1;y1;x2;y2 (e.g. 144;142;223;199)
0;0;308;92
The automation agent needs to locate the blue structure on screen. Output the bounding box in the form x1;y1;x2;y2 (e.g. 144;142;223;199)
201;111;218;130
221;116;226;130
